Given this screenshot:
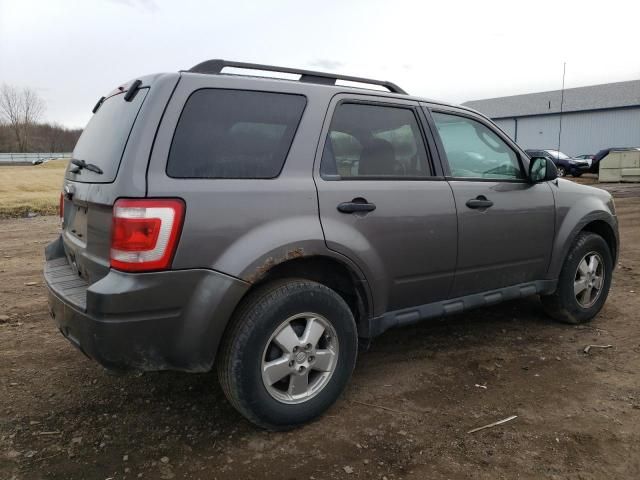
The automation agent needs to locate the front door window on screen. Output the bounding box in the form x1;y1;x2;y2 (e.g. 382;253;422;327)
432;112;523;180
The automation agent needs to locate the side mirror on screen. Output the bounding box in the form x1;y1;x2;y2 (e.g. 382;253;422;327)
529;156;558;183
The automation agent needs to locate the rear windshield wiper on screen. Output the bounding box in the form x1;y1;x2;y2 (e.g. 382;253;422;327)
70;159;103;175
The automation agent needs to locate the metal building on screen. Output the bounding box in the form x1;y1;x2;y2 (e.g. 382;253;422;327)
463;80;640;156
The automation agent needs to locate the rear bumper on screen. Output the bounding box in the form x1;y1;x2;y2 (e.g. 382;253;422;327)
44;237;249;372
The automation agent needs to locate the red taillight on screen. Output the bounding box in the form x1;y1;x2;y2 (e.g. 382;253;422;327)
59;192;64;219
110;198;185;272
112;217;161;251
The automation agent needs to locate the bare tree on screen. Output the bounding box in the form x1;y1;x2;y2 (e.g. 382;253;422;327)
0;84;46;152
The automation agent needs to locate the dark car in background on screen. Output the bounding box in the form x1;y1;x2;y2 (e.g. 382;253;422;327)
525;149;590;177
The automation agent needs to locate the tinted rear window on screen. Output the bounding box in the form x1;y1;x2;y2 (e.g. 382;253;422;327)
68;89;148;183
320;103;431;178
167;89;306;179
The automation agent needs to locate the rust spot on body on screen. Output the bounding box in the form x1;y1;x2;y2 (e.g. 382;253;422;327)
244;248;305;283
286;247;305;259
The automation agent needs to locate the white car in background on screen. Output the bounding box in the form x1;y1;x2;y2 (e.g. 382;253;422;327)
574;154;594;167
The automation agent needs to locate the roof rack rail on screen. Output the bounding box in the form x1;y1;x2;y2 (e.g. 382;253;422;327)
187;59;407;95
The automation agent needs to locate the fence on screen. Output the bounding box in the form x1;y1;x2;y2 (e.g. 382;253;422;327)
0;152;72;164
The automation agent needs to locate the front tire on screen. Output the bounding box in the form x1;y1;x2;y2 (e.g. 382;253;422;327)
217;279;358;430
557;166;567;177
541;232;613;324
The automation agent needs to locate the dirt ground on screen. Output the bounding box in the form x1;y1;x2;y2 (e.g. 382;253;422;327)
1;186;639;480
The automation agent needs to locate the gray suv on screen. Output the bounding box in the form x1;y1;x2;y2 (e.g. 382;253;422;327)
45;60;619;430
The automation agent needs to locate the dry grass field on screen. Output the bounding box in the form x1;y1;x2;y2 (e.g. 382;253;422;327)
0;160;67;218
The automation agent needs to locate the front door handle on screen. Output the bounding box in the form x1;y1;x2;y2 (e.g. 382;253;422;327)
466;196;494;209
337;198;377;214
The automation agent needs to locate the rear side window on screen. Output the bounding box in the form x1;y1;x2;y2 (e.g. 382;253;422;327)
167;89;306;178
320;102;430;179
69;89;148;183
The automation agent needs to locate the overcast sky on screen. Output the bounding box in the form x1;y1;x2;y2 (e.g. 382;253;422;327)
1;0;639;128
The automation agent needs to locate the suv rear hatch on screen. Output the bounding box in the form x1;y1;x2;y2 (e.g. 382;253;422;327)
52;75;179;305
68;86;148;184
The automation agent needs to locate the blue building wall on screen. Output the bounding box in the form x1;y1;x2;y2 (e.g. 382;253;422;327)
493;107;640;156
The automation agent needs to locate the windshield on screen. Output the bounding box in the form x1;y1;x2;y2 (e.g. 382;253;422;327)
545;149;570;160
67;88;148;183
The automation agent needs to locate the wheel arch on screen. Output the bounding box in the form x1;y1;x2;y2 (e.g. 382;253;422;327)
581;219;618;264
233;255;374;339
548;209;619;281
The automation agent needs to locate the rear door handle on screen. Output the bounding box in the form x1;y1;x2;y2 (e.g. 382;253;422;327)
337;198;376;214
466;196;494;209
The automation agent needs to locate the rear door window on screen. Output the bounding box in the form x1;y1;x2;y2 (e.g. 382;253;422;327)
167;89;306;179
68;89;149;183
320;102;431;178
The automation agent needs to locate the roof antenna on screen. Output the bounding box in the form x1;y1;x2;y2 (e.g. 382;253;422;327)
557;62;566;153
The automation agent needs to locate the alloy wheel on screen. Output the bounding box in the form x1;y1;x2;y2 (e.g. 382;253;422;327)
574;251;605;308
261;313;339;404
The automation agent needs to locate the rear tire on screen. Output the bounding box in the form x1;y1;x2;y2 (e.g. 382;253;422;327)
541;232;612;324
217;279;357;430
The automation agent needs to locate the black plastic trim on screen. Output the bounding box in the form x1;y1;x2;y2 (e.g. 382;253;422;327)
91;96;105;114
187;59;407;94
124;79;142;102
44;255;88;311
321;175;447;182
368;280;557;337
445;177;531;184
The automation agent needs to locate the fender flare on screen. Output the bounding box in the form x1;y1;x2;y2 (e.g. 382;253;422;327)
547;209;618;280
